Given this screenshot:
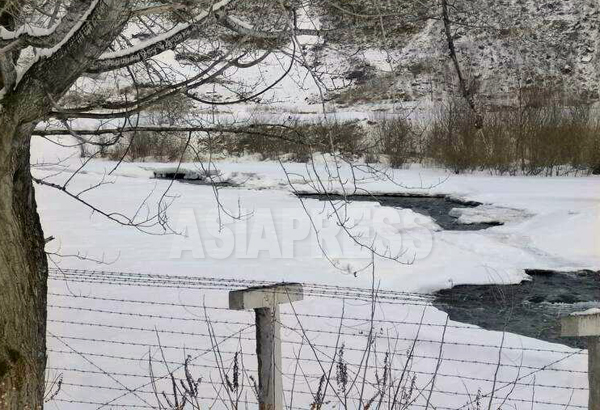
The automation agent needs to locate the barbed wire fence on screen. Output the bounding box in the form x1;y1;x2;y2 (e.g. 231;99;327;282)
45;268;589;410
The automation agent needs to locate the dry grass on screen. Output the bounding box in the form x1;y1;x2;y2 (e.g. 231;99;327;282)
426;89;600;175
106;132;189;162
332;73;410;106
375;117;420;168
318;0;427;46
214;119;365;162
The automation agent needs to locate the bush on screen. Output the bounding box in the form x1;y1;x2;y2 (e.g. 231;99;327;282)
218;119;365;162
145;93;194;126
501;88;599;175
426;89;600;175
97;92;193;162
107;132;189;162
427;99;485;173
375;117;416;168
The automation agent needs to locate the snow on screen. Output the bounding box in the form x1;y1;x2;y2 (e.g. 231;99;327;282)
13;0;101;89
96;0;234;61
32;137;600;285
0;23;57;41
31;137;596;409
571;308;600;316
448;205;531;225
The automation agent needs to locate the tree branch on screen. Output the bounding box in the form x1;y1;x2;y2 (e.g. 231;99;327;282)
0;0;95;56
132;3;189;17
441;0;483;129
12;0;131;120
85;0;238;74
216;11;326;39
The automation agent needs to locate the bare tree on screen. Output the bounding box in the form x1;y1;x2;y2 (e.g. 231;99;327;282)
0;1;310;408
0;1;435;408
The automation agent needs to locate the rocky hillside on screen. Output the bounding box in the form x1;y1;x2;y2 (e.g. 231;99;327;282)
64;0;599;115
324;0;600;106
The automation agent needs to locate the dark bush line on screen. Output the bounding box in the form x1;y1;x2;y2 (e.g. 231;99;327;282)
214;120;364;162
94;92;600;176
427;94;600;175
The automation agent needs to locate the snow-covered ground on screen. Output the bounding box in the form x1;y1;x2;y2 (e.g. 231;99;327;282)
34;137;596;409
35;136;600;288
10;1;597;407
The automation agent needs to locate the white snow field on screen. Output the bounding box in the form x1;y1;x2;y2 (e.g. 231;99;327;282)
33;138;597;409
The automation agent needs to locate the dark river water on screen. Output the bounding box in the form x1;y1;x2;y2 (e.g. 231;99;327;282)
297;193;598;348
434;270;600;348
295;193;503;231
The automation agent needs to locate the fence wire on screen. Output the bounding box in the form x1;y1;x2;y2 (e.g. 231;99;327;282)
46;268;589;410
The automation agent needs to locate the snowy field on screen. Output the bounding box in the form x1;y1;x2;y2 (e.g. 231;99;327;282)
33;138;597;409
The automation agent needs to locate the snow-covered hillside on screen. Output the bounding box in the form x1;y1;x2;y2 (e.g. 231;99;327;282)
386;0;600;104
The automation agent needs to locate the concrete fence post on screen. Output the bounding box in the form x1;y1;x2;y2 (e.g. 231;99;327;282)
229;283;304;410
561;310;600;410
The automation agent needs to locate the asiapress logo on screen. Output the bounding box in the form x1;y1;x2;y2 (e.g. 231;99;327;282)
169;207;435;261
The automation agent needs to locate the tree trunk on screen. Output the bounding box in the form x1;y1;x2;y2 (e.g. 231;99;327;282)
0;120;47;410
0;3;130;406
0;1;178;407
0;1;131;406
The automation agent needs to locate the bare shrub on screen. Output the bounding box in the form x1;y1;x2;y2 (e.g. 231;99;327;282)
478;112;516;175
427;98;484;174
146;278;532;410
501;87;599;176
586;125;600;175
375;117;417;168
146;93;195;126
219;119;365;162
309;120;364;156
427;88;599;175
107;132;189;162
